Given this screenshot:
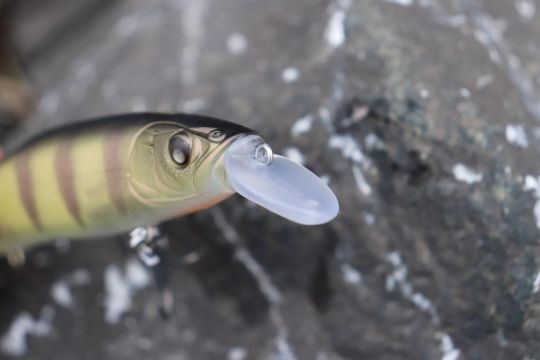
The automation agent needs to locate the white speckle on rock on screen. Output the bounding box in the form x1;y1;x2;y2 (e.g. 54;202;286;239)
420;88;430;98
364;133;385;150
523;175;540;230
445;14;466;27
181;97;206;113
363;212;376;225
341;263;362;284
104;260;151;324
290;115;313;137
475;74;494;89
1;308;54;357
227;32;248;55
533;271;540;293
283;147;306;165
516;0;536;21
435;332;461;360
318;107;332;127
505;124;529;148
459;87;471;98
125;259;151;290
325;7;347;48
70;269;91;285
320;174;331;185
383;0;414;6
38;92;60;115
55;238;70;253
51;281;73;308
352;165;372;196
130;97;147;112
452;164;483;184
386;251;440;324
328;134;369;166
104;265;131;324
50;269;91;309
282;67;300;83
411;293;433;312
182;251;201;264
227;346;247;360
114;15;140;38
524;175;540;194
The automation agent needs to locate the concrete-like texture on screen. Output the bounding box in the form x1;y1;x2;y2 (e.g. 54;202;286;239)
1;0;540;358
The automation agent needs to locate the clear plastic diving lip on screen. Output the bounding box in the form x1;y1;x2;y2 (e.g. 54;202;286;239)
224;134;339;225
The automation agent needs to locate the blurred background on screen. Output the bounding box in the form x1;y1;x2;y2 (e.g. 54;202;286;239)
1;0;540;358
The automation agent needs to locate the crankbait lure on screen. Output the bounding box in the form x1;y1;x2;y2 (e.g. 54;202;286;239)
0;113;339;253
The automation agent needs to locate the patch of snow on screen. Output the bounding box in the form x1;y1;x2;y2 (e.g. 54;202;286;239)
54;238;70;253
435;332;461;360
51;281;73;308
70;269;91;286
325;3;348;48
228;346;247;360
328;134;369;166
505;124;529;148
445;14;466;27
272;332;297;360
385;251;439;324
38;92;59;115
383;0;414;6
1;308;54;357
104;266;130;324
282;67;300;83
452;164;483;184
341;263;362;284
363;212;376;225
475;74;494;89
181;97;206;113
290;115;314;137
533;271;540;293
459;88;471;98
125;259;151;290
114;15;140;38
130;97;147;112
320;174;331;185
364;133;385;150
523;175;540;230
420;89;430;98
103;260;151;324
283;147;306;165
516;0;536;21
227;33;248;55
352;165;372;196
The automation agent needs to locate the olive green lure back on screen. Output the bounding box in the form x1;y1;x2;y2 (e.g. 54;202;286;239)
0;113;339;253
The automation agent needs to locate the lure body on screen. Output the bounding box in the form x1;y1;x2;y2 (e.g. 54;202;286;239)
0;113;251;253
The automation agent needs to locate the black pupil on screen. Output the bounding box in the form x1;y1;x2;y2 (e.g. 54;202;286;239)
170;134;190;165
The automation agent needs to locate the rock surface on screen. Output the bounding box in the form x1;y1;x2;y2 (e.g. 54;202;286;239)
1;0;540;358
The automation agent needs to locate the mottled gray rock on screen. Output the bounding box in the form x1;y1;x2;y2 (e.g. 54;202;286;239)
1;0;540;359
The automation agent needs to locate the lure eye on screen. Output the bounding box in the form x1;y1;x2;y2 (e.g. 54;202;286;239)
169;132;191;166
209;130;225;141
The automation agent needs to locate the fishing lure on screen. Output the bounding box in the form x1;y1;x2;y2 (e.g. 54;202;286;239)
0;113;339;255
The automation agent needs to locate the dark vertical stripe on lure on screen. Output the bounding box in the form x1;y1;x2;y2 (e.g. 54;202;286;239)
104;129;126;214
15;151;42;231
55;136;85;227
